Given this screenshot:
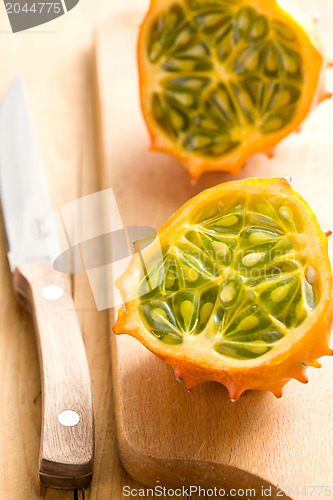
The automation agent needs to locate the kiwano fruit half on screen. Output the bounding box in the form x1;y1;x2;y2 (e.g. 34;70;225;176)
138;0;331;179
113;178;333;400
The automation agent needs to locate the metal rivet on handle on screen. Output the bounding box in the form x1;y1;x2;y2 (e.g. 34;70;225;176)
58;410;80;427
41;285;64;300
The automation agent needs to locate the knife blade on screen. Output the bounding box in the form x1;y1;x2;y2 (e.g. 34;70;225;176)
0;76;94;489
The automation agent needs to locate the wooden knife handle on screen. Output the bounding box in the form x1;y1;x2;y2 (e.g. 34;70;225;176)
13;261;94;489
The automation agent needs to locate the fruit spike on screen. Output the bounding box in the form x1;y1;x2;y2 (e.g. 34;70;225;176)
138;0;330;179
319;91;333;104
170;351;329;401
291;365;308;384
265;150;275;160
309;360;321;369
113;178;333;399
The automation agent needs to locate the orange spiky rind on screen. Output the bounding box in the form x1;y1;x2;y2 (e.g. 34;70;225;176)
138;0;330;179
265;150;275;160
113;178;333;400
160;337;332;401
308;359;322;369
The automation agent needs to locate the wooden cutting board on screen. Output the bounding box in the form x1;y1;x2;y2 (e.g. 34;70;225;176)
94;1;333;497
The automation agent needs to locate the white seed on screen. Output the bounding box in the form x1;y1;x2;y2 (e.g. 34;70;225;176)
183;78;203;90
149;41;163;60
185;44;207;57
279;205;293;223
192;135;212;148
152;308;168;325
213;241;230;258
238;91;253;110
174;30;191;47
218;215;238;227
180;300;194;324
266;47;278;72
175;92;193;107
296;301;305;320
274;90;290;108
238;315;259;331
177;59;196;71
187;231;202;247
279;237;292;250
242;252;265;267
200;302;214;323
249;231;272;244
167;13;178;25
202;14;220;27
165;274;175;288
284;53;298;74
170;110;185;130
200;119;219;132
271;284;289;303
250;17;267;38
306;265;317;286
238;13;249;30
216;90;230;109
244;51;259;71
220;283;236;303
247;340;267;354
275;23;295;41
264;117;283;132
184;267;198;282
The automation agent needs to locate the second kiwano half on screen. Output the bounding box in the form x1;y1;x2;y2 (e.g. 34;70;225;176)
113;178;333;400
138;0;331;178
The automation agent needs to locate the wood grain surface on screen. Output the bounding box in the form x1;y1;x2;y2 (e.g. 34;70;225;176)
0;1;169;499
0;0;332;499
94;1;333;499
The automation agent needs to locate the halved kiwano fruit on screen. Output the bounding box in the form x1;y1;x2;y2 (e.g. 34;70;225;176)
113;178;333;400
138;0;331;179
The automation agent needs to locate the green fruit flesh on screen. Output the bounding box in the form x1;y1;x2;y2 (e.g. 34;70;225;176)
138;193;319;360
146;0;304;159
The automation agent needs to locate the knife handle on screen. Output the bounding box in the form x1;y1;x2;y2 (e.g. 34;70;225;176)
13;261;94;489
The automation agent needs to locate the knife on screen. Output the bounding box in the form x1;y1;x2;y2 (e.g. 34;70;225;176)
0;77;94;489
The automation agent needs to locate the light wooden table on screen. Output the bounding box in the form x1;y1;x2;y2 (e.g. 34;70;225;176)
0;1;332;499
0;1;168;498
